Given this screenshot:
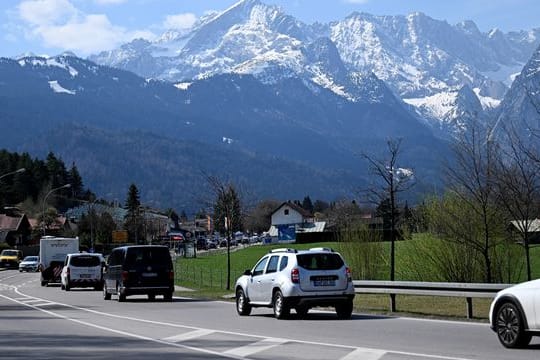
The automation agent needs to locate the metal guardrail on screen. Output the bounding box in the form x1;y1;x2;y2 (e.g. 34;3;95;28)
353;280;514;319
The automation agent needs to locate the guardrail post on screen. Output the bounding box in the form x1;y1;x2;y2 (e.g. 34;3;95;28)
466;297;473;319
390;294;396;312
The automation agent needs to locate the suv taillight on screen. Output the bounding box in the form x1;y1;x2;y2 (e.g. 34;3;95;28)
346;267;352;282
121;271;129;282
291;268;300;283
169;270;174;280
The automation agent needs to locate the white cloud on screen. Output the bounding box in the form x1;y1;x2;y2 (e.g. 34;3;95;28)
16;0;155;55
163;13;197;30
18;0;77;27
94;0;128;4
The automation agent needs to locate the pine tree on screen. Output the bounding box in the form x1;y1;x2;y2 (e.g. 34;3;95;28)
124;184;143;244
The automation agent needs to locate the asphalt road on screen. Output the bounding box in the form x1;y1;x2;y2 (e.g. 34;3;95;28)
1;270;539;360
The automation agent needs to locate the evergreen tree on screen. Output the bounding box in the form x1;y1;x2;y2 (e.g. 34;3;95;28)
124;184;143;244
302;196;314;213
68;162;84;199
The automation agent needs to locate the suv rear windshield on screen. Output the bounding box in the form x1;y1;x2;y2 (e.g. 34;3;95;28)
71;255;101;267
125;247;172;267
296;253;344;270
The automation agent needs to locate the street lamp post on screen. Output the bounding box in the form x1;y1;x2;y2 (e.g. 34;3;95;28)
0;168;26;181
42;184;71;236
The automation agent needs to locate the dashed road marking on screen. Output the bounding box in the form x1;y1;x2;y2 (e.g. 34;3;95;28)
223;338;288;357
339;347;386;360
163;329;215;343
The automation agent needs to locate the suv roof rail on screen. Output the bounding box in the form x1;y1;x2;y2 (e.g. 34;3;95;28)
270;248;297;253
309;247;334;252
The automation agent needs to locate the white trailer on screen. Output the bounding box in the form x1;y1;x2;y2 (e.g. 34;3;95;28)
39;236;79;286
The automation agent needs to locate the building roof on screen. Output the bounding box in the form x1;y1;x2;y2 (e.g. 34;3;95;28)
0;214;26;231
510;219;540;233
271;201;312;218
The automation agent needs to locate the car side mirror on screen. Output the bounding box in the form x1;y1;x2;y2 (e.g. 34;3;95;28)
243;269;252;276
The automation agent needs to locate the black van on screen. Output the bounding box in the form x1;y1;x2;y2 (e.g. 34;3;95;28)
103;245;174;302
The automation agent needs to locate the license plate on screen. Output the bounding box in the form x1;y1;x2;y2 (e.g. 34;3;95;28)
314;280;335;286
142;272;157;277
80;274;91;278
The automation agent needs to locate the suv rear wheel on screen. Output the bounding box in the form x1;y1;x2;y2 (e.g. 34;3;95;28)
236;288;251;316
336;300;353;319
273;290;290;319
295;306;309;318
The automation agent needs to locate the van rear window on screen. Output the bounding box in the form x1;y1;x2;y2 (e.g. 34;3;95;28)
71;256;101;267
296;253;344;270
125;247;171;266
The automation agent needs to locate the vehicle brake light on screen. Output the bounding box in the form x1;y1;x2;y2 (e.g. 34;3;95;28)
291;268;300;283
346;267;352;282
169;270;174;280
121;271;129;282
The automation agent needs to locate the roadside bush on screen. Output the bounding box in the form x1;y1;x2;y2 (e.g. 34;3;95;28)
399;234;482;282
336;224;385;280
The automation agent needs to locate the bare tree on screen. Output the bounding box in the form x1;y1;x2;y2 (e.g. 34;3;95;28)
206;175;243;290
361;138;414;282
444;119;504;283
495;120;540;281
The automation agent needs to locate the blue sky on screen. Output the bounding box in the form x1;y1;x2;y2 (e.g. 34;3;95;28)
2;0;539;58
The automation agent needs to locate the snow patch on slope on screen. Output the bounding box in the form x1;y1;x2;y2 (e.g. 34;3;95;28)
48;80;76;95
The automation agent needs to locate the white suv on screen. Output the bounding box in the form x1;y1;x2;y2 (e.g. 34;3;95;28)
235;248;355;319
489;279;540;348
61;253;104;291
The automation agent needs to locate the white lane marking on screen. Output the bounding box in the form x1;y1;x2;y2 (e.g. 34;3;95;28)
20;299;47;304
0;293;248;360
33;302;56;307
223;338;288;357
339;347;386;360
6;286;480;360
163;329;215;343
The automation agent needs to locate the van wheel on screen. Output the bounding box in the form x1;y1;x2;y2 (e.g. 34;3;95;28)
103;284;111;300
148;294;155;301
41;280;47;287
164;292;173;302
65;283;71;291
61;284;65;290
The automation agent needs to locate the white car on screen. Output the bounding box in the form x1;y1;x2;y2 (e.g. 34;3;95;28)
19;256;39;272
489;279;540;348
61;253;104;291
235;248;355;319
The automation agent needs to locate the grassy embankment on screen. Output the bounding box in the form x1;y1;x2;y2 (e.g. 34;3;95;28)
173;237;540;320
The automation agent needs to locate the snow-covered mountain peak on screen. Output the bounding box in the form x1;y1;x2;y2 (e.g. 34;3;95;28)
88;1;540;138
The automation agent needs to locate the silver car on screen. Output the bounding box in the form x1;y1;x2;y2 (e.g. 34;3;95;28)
235;248;355;319
19;256;39;272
